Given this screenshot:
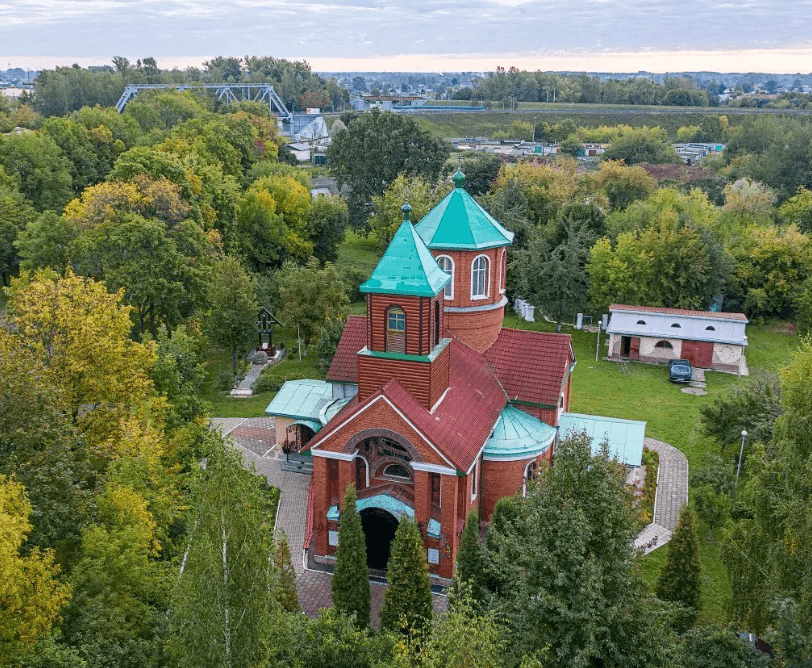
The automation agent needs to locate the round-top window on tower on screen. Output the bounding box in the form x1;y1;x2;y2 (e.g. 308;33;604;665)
471;255;490;299
387;306;406;353
437;256;454;299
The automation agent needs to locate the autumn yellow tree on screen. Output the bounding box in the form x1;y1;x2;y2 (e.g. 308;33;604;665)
6;269;156;420
0;476;71;662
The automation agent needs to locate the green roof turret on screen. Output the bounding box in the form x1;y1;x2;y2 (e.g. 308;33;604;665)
401;200;412;222
360;220;450;297
414;183;514;251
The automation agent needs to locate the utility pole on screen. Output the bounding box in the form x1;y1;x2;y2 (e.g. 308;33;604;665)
736;430;747;481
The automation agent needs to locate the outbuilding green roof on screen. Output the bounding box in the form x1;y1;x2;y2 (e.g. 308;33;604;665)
265;379;333;422
483;404;557;460
415;170;514;250
558;412;646;467
360;219;450;297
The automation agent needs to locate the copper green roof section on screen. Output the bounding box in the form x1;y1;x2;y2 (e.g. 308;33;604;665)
359;220;450;297
483;404;556;460
265;379;333;422
415;172;514;250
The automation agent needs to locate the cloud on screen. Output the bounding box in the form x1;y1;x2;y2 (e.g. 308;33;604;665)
2;0;811;71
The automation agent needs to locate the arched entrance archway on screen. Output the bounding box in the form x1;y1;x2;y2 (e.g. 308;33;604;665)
360;507;399;569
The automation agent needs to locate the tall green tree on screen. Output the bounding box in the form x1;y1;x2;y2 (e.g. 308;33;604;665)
307;195;349;264
278;257;349;344
168;436;278;668
515;222;591;332
723;337;812;636
379;518;433;635
656;505;701;631
205;256;259;375
60;484;169;668
272;532;301;614
484;434;680;668
0;165;36;284
0;132;73;211
449;510;489;611
327;109;449;229
331;485;370;628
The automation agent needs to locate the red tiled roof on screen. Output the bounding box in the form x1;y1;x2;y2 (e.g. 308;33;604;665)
311;336;508;473
609;304;748;321
326;315;367;383
484;328;574;408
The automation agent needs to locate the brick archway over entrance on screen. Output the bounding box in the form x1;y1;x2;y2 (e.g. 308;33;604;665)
342;428;424;462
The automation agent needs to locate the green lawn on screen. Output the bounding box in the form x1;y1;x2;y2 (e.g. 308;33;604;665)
502;312;798;626
334;229;383;278
202;320;326;418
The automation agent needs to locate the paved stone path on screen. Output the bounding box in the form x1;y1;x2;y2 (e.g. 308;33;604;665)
634;437;689;554
209;417;447;627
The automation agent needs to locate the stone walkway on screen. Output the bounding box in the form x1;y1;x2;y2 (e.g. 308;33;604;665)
209;416;447;627
634;437;689;554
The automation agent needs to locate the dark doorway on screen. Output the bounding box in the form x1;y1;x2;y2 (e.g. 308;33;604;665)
360;508;399;569
621;336;631;358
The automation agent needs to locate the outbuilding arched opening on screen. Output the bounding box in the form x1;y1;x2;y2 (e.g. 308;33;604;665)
360;507;399;569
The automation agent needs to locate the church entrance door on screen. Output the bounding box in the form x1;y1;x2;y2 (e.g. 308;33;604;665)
359;507;399;569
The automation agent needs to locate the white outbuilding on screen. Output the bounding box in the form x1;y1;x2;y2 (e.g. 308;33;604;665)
606;304;749;375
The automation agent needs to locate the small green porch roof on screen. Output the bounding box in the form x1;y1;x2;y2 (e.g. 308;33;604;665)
360;220;450;297
414;171;514;250
265;379;333;422
558;412;646;467
327;494;415;522
483;404;557;460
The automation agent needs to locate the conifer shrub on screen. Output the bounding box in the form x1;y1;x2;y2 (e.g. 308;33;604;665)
331;484;370;627
656;504;701;631
379;517;433;635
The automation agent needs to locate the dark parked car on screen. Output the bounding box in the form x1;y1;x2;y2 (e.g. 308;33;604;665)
668;359;693;383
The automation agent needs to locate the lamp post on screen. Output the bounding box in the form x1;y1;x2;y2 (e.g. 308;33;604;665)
736;430;747;481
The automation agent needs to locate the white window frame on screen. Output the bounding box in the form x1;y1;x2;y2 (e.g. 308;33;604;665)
471;255;490;300
470;458;479;501
523;459;538;497
499;248;507;294
437;255;454;300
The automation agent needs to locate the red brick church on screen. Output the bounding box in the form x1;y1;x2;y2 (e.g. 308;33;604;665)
278;170;576;579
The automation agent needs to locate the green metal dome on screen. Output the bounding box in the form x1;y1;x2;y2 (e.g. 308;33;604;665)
483;404;557;460
359;219;450;297
414;173;514;250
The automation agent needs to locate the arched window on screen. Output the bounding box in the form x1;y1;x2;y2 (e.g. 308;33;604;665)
523;460;538;496
386;306;406;353
383;463;411;480
671;323;681;328
471;255;489;299
499;248;507;293
706;325;716;331
437;255;454;299
654;340;673;349
636;320;646;325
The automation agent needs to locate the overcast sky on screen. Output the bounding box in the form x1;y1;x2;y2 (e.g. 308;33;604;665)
3;0;812;73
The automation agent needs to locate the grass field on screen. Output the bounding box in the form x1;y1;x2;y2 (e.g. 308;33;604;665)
415;107;765;141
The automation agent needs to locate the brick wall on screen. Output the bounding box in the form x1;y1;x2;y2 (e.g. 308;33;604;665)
481;458;526;520
432;247;505;309
445;303;505;353
357;348;450;410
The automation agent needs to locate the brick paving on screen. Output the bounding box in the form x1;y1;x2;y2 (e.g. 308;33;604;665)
210;416;448;627
634;437;688;554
